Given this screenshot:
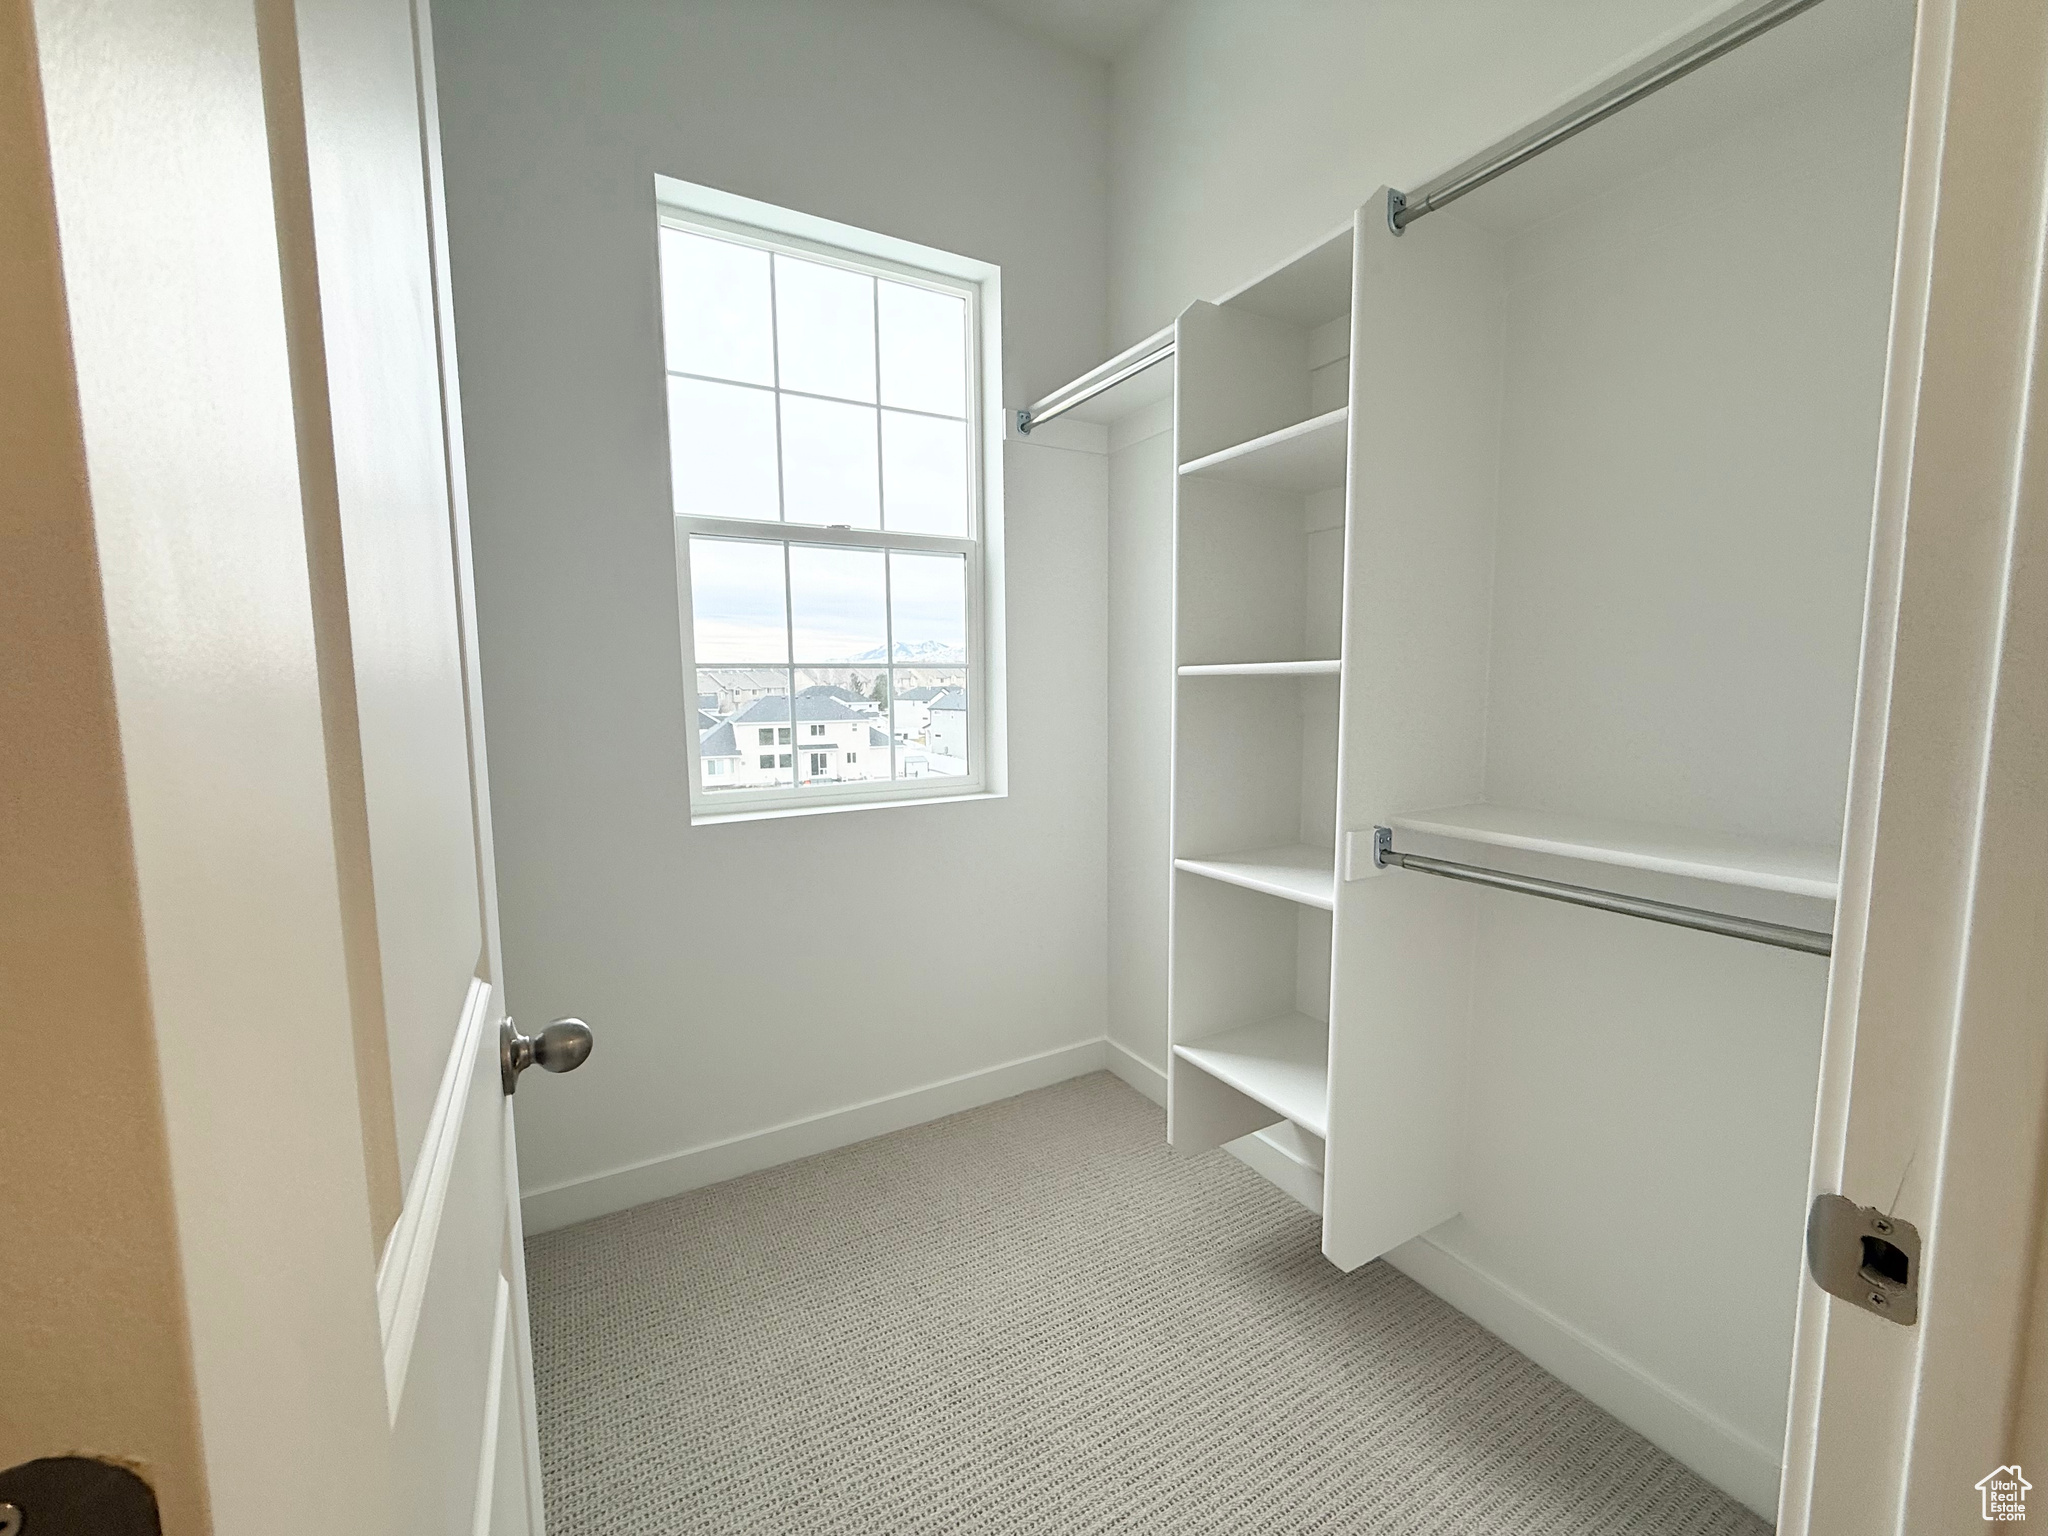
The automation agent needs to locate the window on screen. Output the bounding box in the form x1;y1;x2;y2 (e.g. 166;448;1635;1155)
759;755;775;770
661;178;999;817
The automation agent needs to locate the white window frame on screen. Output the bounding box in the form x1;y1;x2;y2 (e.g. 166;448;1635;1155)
658;176;1006;823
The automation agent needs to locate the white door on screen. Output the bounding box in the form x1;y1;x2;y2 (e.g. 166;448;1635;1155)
282;0;563;1530
15;0;567;1529
1778;0;2048;1530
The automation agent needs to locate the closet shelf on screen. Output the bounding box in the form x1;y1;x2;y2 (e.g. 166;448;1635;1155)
1386;803;1841;901
1178;407;1348;493
1174;1013;1330;1138
1174;844;1336;909
1178;659;1340;677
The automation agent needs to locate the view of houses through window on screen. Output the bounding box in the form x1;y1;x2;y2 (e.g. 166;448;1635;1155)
696;667;969;790
659;203;984;806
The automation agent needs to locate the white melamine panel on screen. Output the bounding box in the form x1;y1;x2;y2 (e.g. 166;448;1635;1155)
1177;483;1347;667
1216;224;1354;330
1174;1013;1330;1137
1179;659;1338;677
1179;407;1347;493
1108;406;1176;1080
1174;846;1334;910
1176;481;1317;665
1173;674;1317;856
1169;876;1299;1046
1388;803;1840;900
1174;301;1313;464
1322;195;1503;1271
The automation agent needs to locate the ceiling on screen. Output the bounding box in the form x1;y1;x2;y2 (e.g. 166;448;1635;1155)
954;0;1172;61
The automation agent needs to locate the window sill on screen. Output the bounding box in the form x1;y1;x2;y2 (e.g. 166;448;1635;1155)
690;788;1006;827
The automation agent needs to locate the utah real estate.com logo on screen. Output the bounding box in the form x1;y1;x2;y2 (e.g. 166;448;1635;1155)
1978;1465;2031;1523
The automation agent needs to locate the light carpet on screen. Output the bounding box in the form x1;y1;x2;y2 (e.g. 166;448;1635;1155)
526;1071;1771;1535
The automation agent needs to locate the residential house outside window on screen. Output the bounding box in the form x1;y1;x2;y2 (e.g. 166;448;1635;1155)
659;180;1001;817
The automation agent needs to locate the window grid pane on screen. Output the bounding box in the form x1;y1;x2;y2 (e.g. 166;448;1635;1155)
663;232;973;537
667;215;978;807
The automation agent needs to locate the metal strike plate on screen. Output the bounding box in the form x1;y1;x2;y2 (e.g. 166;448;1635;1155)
0;1457;161;1534
1807;1193;1920;1325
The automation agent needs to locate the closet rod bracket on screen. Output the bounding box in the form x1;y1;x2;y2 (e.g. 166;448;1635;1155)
1386;188;1409;236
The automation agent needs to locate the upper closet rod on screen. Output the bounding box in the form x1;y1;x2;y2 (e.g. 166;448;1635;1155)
1017;331;1173;434
1388;0;1829;233
1371;828;1833;956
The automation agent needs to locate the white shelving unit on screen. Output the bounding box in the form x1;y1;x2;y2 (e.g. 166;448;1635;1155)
1167;223;1352;1181
1062;6;1916;1512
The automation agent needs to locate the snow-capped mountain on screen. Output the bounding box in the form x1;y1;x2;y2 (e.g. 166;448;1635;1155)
836;639;965;664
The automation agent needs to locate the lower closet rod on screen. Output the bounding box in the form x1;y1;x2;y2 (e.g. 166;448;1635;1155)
1370;827;1832;957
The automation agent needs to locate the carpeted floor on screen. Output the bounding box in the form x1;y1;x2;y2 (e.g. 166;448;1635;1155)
526;1072;1772;1535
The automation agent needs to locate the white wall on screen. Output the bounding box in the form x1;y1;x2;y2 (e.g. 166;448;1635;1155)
431;0;1112;1223
1110;0;1742;344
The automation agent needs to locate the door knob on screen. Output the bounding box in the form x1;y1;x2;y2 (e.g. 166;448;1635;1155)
501;1017;594;1095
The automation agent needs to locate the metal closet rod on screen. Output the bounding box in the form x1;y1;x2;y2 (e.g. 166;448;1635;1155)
1388;0;1830;233
1017;339;1174;434
1371;828;1833;956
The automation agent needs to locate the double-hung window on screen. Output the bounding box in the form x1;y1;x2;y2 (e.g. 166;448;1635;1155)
659;180;1000;818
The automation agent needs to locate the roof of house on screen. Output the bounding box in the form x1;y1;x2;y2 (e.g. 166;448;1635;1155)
698;710;719;732
896;686;947;703
797;683;860;702
732;693;869;724
869;726;891;748
699;721;738;758
930;689;968;712
697;692;720;712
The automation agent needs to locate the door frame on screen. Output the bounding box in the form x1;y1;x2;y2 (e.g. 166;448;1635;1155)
1778;0;2048;1528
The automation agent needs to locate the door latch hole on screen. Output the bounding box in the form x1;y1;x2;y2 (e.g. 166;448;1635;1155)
1859;1233;1910;1288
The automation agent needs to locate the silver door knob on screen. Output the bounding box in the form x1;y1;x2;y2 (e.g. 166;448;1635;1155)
501;1017;594;1095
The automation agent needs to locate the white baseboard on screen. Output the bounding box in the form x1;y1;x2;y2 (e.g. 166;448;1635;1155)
1105;1037;1165;1104
1383;1233;1783;1520
521;1037;1108;1234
